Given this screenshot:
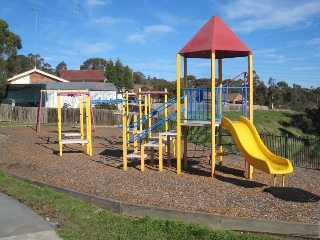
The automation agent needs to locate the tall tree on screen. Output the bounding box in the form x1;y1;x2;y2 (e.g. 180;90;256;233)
81;58;107;71
55;61;67;72
0;19;22;98
124;65;134;90
16;54;33;72
105;59;117;85
114;59;125;90
133;71;145;84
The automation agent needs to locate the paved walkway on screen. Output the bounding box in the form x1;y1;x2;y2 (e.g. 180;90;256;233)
0;193;62;240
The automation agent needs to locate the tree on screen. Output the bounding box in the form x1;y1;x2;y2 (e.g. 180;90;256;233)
133;71;145;84
114;59;125;90
105;59;117;85
105;59;134;92
55;61;67;72
253;80;268;105
124;65;134;90
289;84;308;111
81;58;108;71
0;19;22;98
16;54;33;72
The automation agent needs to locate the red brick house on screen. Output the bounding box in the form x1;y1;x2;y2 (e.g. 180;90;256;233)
57;70;106;82
7;68;68;84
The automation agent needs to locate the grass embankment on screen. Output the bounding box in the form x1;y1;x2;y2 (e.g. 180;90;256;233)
0;172;283;240
223;110;308;137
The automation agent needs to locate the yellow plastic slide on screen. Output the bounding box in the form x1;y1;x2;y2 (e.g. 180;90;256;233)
221;116;293;176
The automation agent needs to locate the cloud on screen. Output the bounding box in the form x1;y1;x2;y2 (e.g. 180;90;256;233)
291;66;317;71
254;48;279;54
127;34;146;44
219;0;320;33
86;0;112;6
144;25;174;34
127;25;175;44
155;12;188;25
88;16;136;25
307;38;320;45
78;41;115;55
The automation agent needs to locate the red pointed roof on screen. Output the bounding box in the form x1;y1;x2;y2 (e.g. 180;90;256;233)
179;15;251;59
58;70;106;81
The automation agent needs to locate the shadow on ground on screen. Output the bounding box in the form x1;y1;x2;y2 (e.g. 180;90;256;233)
264;187;320;202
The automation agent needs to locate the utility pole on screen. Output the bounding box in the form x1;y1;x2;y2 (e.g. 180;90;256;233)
76;3;81;69
30;7;44;69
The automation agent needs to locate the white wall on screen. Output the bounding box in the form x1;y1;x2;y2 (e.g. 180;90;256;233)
10;76;30;84
43;91;117;108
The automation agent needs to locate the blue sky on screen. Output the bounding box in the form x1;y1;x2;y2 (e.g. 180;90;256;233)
1;0;320;88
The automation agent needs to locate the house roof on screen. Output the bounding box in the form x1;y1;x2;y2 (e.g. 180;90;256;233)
45;82;117;91
179;15;251;59
7;68;68;83
58;70;106;81
225;93;242;102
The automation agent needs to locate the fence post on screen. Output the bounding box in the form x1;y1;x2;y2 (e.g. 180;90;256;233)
285;134;288;159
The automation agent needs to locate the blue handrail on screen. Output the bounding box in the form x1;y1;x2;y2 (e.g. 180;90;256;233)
128;96;177;129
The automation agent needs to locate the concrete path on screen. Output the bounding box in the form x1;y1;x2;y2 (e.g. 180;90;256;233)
0;193;62;240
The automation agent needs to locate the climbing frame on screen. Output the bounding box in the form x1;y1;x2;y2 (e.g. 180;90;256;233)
57;90;92;156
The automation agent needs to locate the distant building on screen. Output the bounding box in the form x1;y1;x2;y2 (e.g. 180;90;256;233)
7;68;67;84
57;70;106;82
4;69;116;107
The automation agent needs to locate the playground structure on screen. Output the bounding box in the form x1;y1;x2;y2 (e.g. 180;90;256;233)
36;90;92;156
56;90;93;156
120;15;293;186
221;116;293;186
36;89;97;133
175;15;293;186
121;89;178;171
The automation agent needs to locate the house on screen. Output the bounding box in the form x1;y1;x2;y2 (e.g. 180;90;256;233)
43;82;118;108
7;68;68;84
2;69;116;107
57;70;106;82
224;93;243;104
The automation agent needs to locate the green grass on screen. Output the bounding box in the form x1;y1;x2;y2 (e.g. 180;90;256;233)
0;172;283;240
223;110;310;137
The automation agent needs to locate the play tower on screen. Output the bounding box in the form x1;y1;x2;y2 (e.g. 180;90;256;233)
175;15;254;177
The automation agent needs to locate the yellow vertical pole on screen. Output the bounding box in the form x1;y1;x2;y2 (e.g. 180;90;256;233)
183;58;188;121
140;143;145;171
79;95;84;146
211;53;216;178
164;88;168;132
248;53;254;179
133;114;138;153
122;113;127;171
218;59;223;165
148;94;152;138
248;54;254;122
176;54;182;174
182;58;188;168
144;95;147;134
159;133;163;172
57;93;62;156
125;91;129;116
126;91;130;147
183;58;188;170
86;94;92;156
138;88;142;132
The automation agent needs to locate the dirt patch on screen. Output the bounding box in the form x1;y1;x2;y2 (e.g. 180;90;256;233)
0;125;319;224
